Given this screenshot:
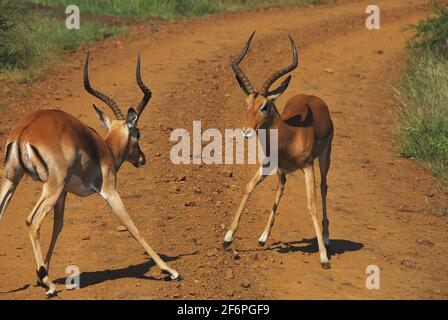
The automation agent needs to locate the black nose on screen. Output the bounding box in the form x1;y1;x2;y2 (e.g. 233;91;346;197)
139;153;146;166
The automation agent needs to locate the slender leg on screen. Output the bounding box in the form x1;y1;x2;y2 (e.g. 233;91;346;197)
27;184;64;295
258;170;286;246
101;189;179;280
224;167;266;248
43;192;67;273
319;142;332;247
303;164;330;269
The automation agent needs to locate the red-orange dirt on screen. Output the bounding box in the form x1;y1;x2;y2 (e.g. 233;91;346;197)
0;0;447;299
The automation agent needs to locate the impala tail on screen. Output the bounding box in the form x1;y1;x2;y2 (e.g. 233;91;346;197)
0;141;27;221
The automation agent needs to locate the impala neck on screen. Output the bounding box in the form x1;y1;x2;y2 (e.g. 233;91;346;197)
104;127;129;172
265;104;289;134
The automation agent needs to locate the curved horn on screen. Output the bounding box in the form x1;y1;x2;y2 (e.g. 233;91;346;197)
84;52;124;120
231;31;256;95
135;52;152;116
260;34;298;96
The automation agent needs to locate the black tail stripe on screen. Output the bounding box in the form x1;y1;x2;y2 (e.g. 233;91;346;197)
29;144;49;176
4;142;13;164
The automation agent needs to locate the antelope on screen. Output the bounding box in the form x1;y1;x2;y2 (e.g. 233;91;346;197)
224;32;334;269
0;53;179;296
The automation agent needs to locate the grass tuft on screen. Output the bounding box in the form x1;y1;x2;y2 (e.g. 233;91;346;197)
396;6;448;203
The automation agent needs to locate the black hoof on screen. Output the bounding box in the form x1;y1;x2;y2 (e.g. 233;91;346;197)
166;274;182;282
161;270;182;281
223;241;233;250
258;240;266;247
46;291;58;298
321;262;331;269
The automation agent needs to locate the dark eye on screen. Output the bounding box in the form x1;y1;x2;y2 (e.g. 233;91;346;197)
260;103;270;112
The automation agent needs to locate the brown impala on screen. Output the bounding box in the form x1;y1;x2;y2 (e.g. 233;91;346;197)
224;32;334;269
0;53;179;296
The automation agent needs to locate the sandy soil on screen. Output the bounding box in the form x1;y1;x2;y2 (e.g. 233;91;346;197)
0;0;447;299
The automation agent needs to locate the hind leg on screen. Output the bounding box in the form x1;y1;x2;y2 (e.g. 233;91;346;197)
319;142;332;247
27;183;65;296
35;192;66;287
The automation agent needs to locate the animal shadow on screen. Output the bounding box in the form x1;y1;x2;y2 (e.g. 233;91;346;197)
271;237;363;259
53;253;182;289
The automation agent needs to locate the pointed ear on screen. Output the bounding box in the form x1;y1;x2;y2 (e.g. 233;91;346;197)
93;104;111;129
266;75;292;101
126;108;139;128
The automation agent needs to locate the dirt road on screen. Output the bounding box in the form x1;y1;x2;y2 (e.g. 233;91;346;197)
1;0;447;299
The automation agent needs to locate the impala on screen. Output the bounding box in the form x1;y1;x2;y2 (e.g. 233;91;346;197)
224;32;334;269
0;52;179;296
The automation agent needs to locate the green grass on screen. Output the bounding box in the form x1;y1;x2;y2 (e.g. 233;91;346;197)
20;0;326;19
0;0;123;82
396;52;448;183
396;6;448;195
1;0;325;81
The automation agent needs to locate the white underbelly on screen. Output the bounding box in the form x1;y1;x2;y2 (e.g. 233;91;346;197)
66;174;96;197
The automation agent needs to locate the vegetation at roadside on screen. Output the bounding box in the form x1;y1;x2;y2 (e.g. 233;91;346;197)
396;6;448;213
1;0;326;82
0;0;122;82
19;0;327;19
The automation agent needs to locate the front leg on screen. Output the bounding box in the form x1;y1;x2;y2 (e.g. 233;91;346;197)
224;167;266;248
100;188;179;280
258;170;286;246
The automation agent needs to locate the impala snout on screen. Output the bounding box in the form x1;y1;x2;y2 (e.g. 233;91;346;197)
242;127;256;139
131;148;146;168
136;152;146;168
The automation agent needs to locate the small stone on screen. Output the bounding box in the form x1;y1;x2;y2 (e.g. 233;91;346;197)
226;288;235;297
426;191;435;198
231;250;240;260
324;68;334;74
241;279;251;288
185;201;196;207
366;225;376;230
206;249;218;257
416;239;434;247
117;225;127;232
155;152;161;157
177;175;187;182
401;259;417;269
398;205;416;213
81;235;91;240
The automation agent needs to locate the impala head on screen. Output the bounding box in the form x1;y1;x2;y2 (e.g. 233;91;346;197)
231;32;298;138
84;52;152;168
